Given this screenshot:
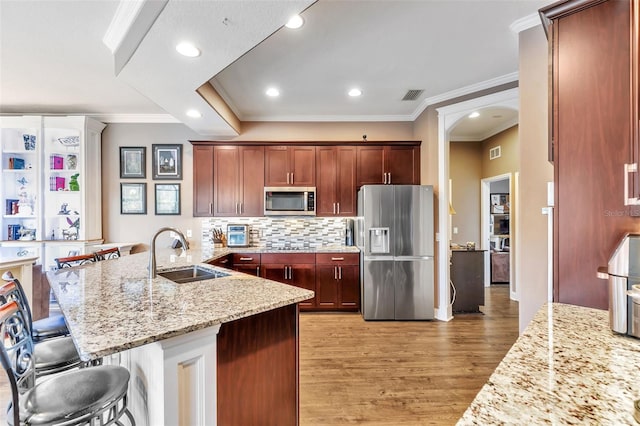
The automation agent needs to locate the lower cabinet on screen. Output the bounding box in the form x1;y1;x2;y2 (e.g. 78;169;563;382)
261;253;316;310
450;250;485;313
315;253;360;311
231;253;261;276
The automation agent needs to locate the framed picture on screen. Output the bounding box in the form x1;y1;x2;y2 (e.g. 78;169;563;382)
490;193;510;214
155;183;181;215
119;147;146;178
121;183;147;214
152;144;182;180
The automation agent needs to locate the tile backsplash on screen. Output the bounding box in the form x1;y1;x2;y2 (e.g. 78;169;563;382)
202;217;353;249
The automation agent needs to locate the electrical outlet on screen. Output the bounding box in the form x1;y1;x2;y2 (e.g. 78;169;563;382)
453;227;458;234
186;229;192;238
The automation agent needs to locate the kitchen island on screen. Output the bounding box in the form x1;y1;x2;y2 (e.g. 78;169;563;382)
46;248;314;426
457;303;640;424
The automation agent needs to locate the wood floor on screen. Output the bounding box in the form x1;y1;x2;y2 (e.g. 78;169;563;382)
299;285;519;425
0;285;517;426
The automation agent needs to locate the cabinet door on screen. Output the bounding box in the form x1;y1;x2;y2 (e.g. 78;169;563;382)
193;146;214;216
338;265;360;310
213;146;240;216
264;146;289;186
335;146;357;215
315;265;339;308
289;264;316;309
315;147;338;216
386;146;420;185
357;146;385;187
239;146;264;216
290;146;315;186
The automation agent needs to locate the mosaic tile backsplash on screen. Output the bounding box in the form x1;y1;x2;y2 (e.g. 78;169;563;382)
202;217;353;249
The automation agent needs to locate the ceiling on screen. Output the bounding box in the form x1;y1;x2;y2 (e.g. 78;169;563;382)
0;0;549;140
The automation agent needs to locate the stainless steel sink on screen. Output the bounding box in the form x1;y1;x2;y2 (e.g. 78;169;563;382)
157;265;229;283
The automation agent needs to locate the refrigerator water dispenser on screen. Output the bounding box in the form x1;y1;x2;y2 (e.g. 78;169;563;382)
369;227;390;253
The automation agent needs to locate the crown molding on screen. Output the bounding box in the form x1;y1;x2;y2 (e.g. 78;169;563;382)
509;13;542;34
89;114;180;124
242;113;415;122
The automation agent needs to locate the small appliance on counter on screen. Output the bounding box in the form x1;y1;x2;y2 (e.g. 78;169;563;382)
598;233;640;338
226;224;250;247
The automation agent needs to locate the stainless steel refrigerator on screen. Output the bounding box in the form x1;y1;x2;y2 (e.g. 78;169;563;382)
356;185;434;320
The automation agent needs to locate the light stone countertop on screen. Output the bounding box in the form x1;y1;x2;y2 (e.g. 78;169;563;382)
46;248;314;361
457;303;640;425
207;245;360;255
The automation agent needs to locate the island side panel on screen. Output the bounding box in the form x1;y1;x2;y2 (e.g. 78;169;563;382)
217;303;299;426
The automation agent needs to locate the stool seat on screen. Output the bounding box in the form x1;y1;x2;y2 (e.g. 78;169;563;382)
32;314;68;342
34;336;82;376
9;365;130;425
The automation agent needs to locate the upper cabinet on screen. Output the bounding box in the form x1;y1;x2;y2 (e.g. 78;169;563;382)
265;146;315;186
0;115;104;270
193;145;264;217
356;145;420;187
540;0;637;309
316;146;356;216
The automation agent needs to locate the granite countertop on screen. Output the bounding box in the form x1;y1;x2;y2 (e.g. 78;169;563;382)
458;303;640;425
208;245;360;255
46;248;314;361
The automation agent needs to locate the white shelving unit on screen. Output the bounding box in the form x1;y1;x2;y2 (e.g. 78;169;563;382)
0;115;105;270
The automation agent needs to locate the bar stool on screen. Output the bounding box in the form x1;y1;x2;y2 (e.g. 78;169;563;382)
0;280;84;377
95;246;121;261
55;252;98;269
0;300;136;425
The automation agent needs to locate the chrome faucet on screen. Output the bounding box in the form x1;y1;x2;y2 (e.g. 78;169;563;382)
149;227;188;279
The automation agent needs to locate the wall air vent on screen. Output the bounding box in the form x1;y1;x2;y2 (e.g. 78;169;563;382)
402;89;424;101
489;146;502;160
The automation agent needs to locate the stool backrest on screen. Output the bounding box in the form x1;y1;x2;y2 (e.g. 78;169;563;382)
94;247;121;261
0;280;34;336
55;253;98;269
0;300;36;426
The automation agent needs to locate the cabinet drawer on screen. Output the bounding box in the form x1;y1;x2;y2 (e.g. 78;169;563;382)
315;253;359;265
232;253;261;264
261;253;315;264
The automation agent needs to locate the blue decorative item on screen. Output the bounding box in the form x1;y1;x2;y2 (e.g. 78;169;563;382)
16;177;28;186
22;134;36;150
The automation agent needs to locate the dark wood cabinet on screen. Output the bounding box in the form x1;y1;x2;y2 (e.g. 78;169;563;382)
231;253;261;276
193;145;214;216
265;146;315;186
356;145;420;187
541;0;638;309
450;250;485;313
315;253;360;311
261;253;316;310
213;146;264;217
316;146;357;216
209;254;232;269
217;304;299;426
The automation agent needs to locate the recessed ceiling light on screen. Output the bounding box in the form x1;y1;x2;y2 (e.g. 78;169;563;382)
285;15;304;29
266;87;280;97
468;111;480;118
348;88;362;97
176;42;201;58
186;109;202;118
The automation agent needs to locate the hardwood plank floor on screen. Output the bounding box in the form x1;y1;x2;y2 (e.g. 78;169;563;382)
0;286;517;425
299;285;519;425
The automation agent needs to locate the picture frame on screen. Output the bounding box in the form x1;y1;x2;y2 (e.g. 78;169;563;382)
119;147;146;178
490;193;510;214
152;144;182;180
121;183;147;214
155;183;181;215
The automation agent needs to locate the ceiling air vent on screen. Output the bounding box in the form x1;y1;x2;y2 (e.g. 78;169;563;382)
401;89;424;101
489;146;502;160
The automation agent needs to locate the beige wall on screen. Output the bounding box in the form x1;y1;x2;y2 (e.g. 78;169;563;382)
101;121;415;250
517;25;553;332
450;142;483;246
481;125;518;179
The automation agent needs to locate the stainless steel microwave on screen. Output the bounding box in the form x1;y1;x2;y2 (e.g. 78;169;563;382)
264;187;316;216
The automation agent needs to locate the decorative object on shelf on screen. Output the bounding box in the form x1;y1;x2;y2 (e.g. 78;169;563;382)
16;177;28;187
50;176;65;191
58;203;70;215
66;154;77;170
120;183;147;214
154;183;180;215
69;174;79;191
57;136;79;147
152;144;182;180
18;227;36;241
50;155;64;169
22;134;36;150
63;217;79;240
119;146;146;179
